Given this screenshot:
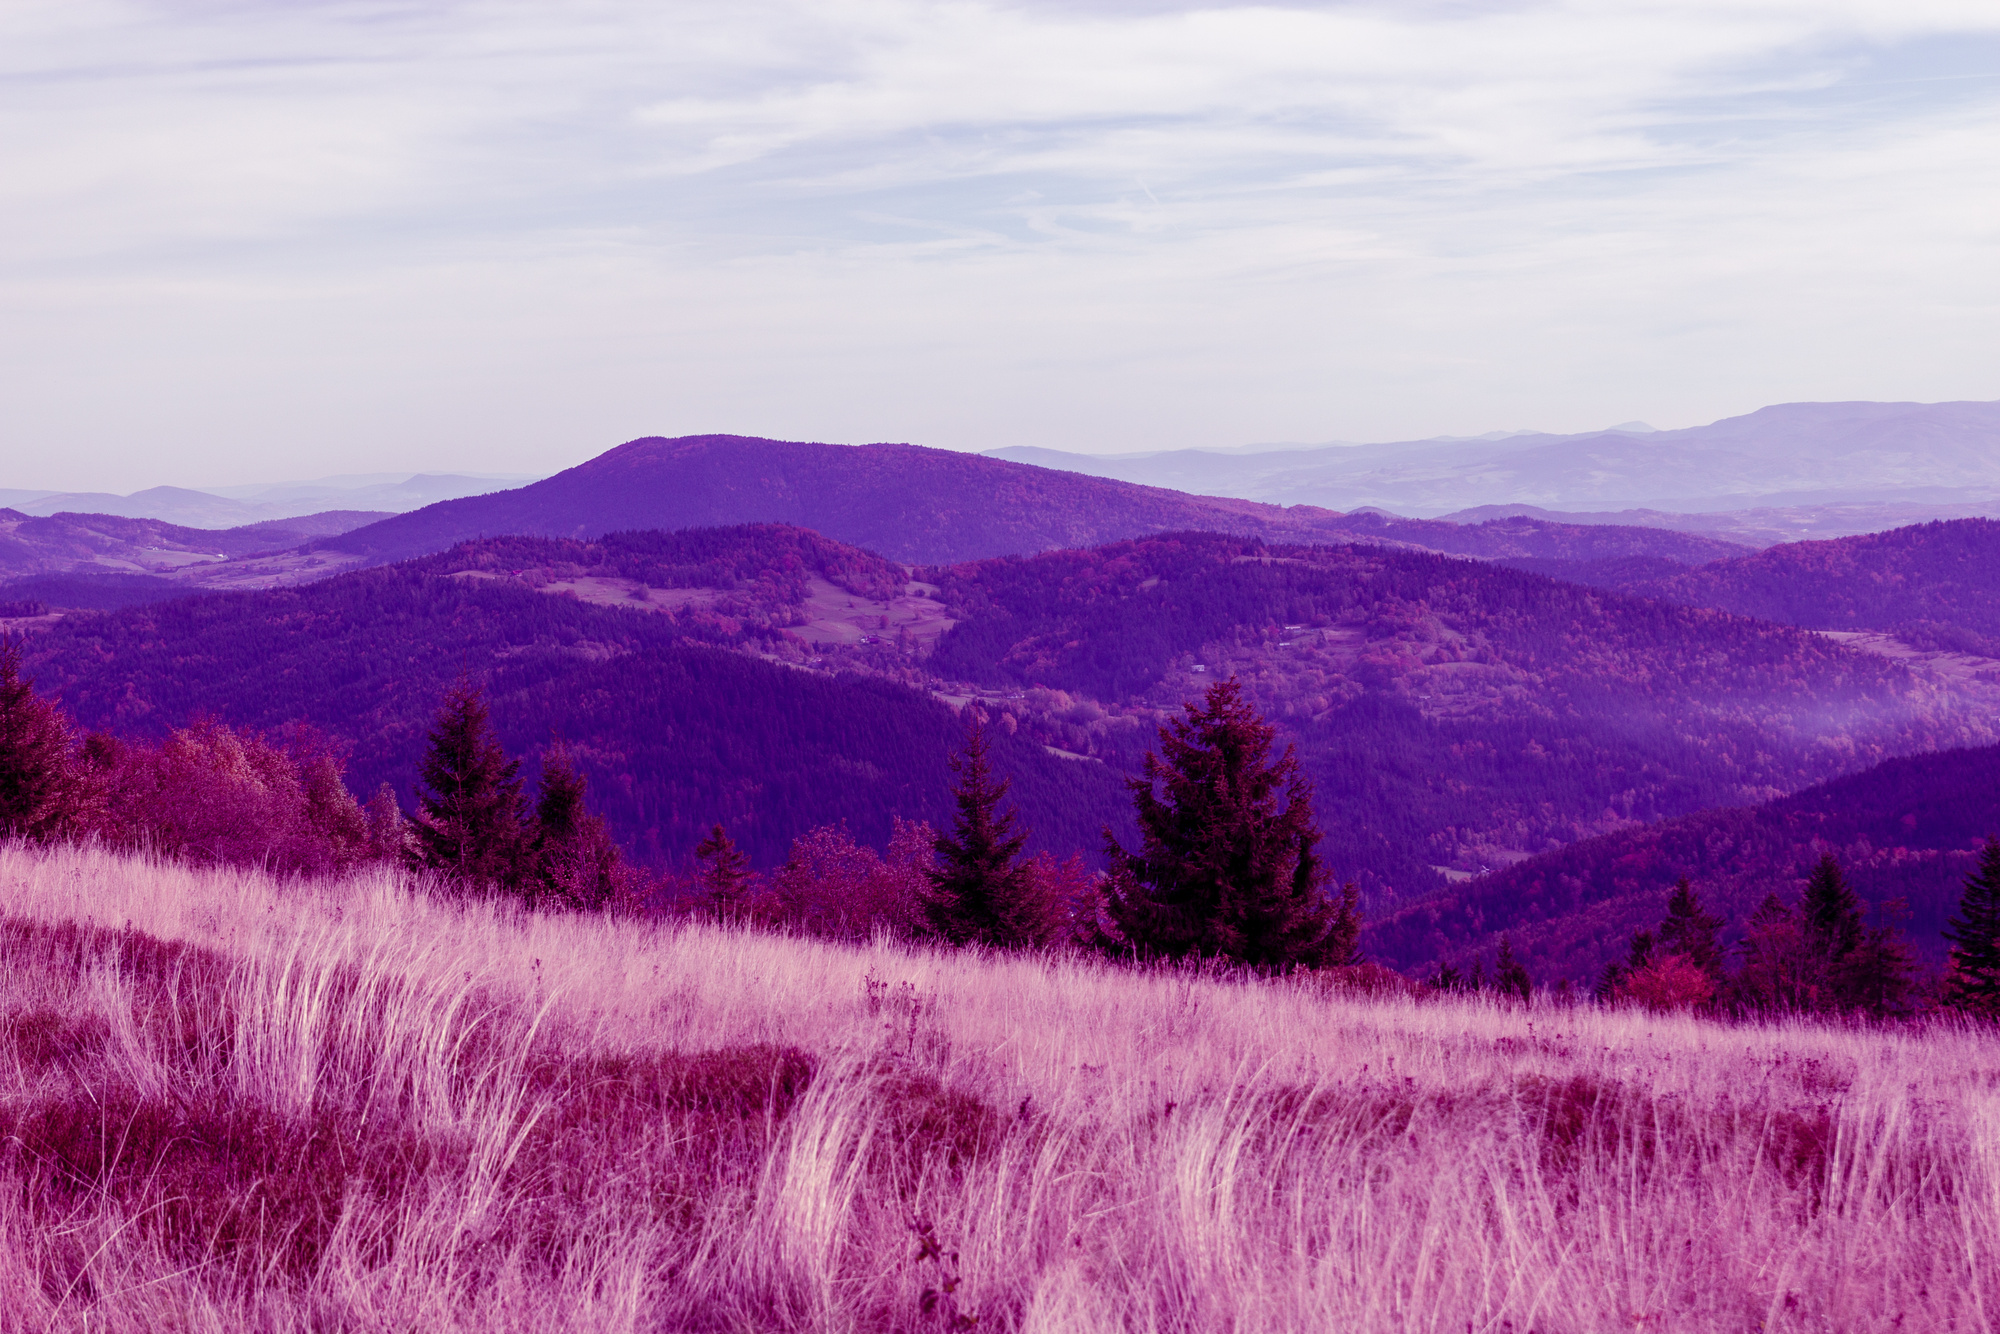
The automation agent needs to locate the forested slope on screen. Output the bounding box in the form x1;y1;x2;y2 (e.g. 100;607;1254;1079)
918;533;1991;900
18;564;1130;867
1367;743;2000;983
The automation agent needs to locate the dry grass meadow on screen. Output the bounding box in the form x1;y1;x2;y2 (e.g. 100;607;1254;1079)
0;842;1995;1332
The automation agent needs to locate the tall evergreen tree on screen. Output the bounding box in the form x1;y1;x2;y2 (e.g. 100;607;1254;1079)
0;642;85;843
694;823;758;921
528;743;623;910
922;722;1051;946
1322;883;1364;968
1657;878;1725;982
1099;679;1337;968
1945;839;2000;1018
1800;853;1864;966
1495;936;1533;1000
409;681;529;893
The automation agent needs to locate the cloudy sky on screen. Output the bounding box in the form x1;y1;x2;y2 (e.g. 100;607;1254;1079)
5;1;1998;490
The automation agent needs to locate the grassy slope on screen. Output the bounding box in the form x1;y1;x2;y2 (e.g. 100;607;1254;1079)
1;845;1994;1332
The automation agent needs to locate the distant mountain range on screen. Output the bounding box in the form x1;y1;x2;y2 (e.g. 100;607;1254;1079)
0;472;537;529
315;433;1753;571
987;399;2000;526
0;509;389;584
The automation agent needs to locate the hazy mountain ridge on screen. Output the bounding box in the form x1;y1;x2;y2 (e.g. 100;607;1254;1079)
316;432;1750;572
5;473;537;529
0;508;391;582
992;399;2000;520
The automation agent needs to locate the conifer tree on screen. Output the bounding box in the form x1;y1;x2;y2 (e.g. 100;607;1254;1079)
1657;878;1725;982
1322;883;1364;968
529;743;623;910
409;681;529;893
922;722;1051;947
1800;853;1864;966
1495;936;1533;1000
1944;839;2000;1018
1099;679;1337;968
695;823;757;920
0;642;84;843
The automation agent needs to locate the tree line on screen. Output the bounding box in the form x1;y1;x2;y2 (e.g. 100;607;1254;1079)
6;639;1999;1015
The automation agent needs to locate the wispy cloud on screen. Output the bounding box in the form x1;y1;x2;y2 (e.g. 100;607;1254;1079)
3;1;1998;485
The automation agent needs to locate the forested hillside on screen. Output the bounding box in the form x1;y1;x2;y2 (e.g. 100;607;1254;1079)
1634;518;2000;654
1369;743;2000;982
911;532;1989;899
17;564;1131;868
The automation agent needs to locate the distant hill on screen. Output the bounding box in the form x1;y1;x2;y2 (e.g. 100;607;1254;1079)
16;550;1132;869
1629;519;2000;655
318;433;1749;570
905;531;1992;902
11;474;535;528
0;509;391;581
990;400;2000;518
1367;744;2000;983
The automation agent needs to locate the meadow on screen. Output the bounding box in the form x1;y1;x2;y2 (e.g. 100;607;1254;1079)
0;842;1994;1332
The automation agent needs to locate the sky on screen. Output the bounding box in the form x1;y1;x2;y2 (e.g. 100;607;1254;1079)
4;1;1999;491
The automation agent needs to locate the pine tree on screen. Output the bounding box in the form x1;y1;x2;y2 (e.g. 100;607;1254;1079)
694;823;757;921
1322;883;1364;968
408;681;529;893
922;722;1051;947
1495;936;1533;1000
1099;679;1337;968
1597;928;1654;1001
0;642;84;843
528;743;623;910
1944;840;2000;1018
1800;853;1864;967
1798;853;1912;1015
1657;878;1725;981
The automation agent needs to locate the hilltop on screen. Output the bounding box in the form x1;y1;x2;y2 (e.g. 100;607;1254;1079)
315;433;1749;570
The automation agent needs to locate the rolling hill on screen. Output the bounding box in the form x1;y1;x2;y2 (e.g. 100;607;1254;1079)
326;526;1995;907
15;549;1133;869
315;433;1751;571
1367;743;2000;984
0;508;389;582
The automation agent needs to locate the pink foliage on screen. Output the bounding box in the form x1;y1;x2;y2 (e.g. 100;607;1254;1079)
1619;954;1718;1012
768;818;936;940
93;719;390;876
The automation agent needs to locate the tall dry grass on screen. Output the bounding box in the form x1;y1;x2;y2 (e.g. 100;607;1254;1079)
0;841;1995;1332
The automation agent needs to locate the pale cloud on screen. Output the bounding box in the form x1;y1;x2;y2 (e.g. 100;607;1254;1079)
1;0;1997;487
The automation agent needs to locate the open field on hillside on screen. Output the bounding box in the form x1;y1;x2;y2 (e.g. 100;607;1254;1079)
0;845;1996;1332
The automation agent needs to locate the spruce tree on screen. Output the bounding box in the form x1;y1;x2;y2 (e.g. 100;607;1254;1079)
1099;679;1336;968
409;681;529;893
1495;936;1533;1000
922;722;1050;947
1799;853;1864;967
695;823;757;920
0;642;83;843
529;743;622;910
1945;840;2000;1018
1657;878;1725;982
1322;883;1364;968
